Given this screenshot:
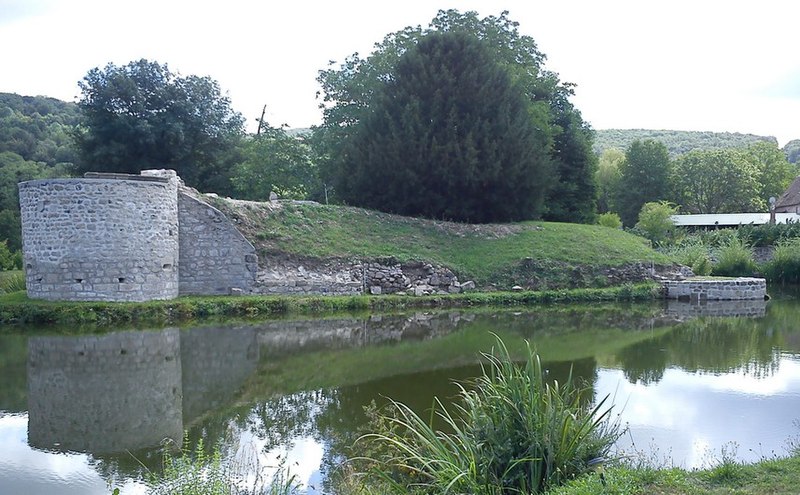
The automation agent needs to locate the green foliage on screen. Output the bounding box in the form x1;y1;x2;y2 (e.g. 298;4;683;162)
712;238;756;277
315;9;597;223
0;92;82;166
594;129;776;157
762;238;800;284
231;126;320;201
783;139;800;164
746;141;797;209
671;149;761;213
615;140;671;226
0;241;21;271
635;201;677;246
337;31;553;222
597;212;622;229
0;270;24;293
359;336;620;494
664;239;712;276
736;222;800;247
74;59;245;195
596;149;624;213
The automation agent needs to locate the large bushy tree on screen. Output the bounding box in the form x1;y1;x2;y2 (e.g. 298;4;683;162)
338;31;552;223
315;10;596;222
670;149;758;214
615;139;671;226
73;59;245;194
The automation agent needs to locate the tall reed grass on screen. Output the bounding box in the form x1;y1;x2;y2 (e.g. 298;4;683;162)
762;238;800;284
358;335;620;494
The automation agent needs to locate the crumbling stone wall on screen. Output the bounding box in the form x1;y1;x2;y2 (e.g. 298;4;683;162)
18;174;179;301
178;192;257;295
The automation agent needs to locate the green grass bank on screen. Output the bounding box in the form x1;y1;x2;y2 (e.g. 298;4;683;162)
0;282;661;329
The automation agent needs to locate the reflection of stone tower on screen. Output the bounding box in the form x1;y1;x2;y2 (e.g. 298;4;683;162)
180;326;260;423
27;329;183;454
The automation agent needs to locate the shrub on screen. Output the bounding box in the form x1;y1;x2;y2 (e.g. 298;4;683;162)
597;212;622;229
360;335;620;494
0;241;21;271
635;201;677;246
712;238;756;277
0;271;25;294
762;238;800;284
665;239;712;276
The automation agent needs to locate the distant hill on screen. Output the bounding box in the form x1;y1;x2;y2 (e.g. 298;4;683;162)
593;129;778;157
0;92;81;165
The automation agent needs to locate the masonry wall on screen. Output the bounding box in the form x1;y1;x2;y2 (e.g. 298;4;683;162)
18;175;179;301
26;329;183;454
178;192;257;295
663;277;767;301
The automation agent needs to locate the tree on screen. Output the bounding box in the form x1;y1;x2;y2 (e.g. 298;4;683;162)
615;139;671;226
73;59;245;194
671;149;761;214
635;201;677;246
743;141;796;208
231;125;320;201
596;148;624;213
336;31;553;223
315;10;597;222
782;139;800;164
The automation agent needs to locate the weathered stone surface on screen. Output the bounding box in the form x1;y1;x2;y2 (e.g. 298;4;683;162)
662;277;767;301
19;173;179;302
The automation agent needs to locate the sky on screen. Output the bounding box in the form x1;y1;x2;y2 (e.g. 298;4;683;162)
1;0;798;145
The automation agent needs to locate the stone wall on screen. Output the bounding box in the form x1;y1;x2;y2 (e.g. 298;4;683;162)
178;192;257;295
18;174;179;301
663;277;767;301
26;329;183;453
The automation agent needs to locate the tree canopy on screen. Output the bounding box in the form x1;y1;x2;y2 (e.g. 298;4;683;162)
73;59;245;194
336;31;553;222
614;139;671;226
315;9;597;223
594;129;777;157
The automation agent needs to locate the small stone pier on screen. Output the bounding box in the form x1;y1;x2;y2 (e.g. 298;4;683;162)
662;277;767;301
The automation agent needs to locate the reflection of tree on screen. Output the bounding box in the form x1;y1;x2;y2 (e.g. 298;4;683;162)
616;316;783;384
0;335;27;411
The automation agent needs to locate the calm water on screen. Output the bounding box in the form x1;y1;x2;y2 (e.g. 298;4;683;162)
2;295;800;494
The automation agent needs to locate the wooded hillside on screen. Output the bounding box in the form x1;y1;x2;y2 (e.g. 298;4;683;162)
594;129;778;157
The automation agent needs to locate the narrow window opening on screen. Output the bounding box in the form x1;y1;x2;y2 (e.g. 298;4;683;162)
118;277;126;283
162;263;172;270
75;278;83;283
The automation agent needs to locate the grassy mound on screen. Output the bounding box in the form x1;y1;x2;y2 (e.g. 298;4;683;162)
214;200;671;284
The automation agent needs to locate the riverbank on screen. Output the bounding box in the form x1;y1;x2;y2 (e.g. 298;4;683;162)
548;452;800;495
0;282;661;329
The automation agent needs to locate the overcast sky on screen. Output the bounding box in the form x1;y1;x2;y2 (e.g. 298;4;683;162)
1;0;798;145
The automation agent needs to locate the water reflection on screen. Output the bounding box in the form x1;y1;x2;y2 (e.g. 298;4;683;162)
1;298;799;494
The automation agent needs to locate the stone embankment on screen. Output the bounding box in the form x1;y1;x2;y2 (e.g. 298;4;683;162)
254;256;475;296
663;277;767;301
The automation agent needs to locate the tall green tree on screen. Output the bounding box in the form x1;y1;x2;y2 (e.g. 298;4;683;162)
596;148;624;213
231;125;320;201
338;31;552;223
615;139;671;226
73;59;245;194
670;149;758;213
744;141;796;208
315;9;596;222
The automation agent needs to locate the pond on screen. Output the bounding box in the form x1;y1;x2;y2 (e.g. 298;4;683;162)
1;295;800;494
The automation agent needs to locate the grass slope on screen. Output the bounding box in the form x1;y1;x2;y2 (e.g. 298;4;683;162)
218;201;671;283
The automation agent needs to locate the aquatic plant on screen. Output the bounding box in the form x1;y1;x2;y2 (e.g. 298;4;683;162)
358;335;620;494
